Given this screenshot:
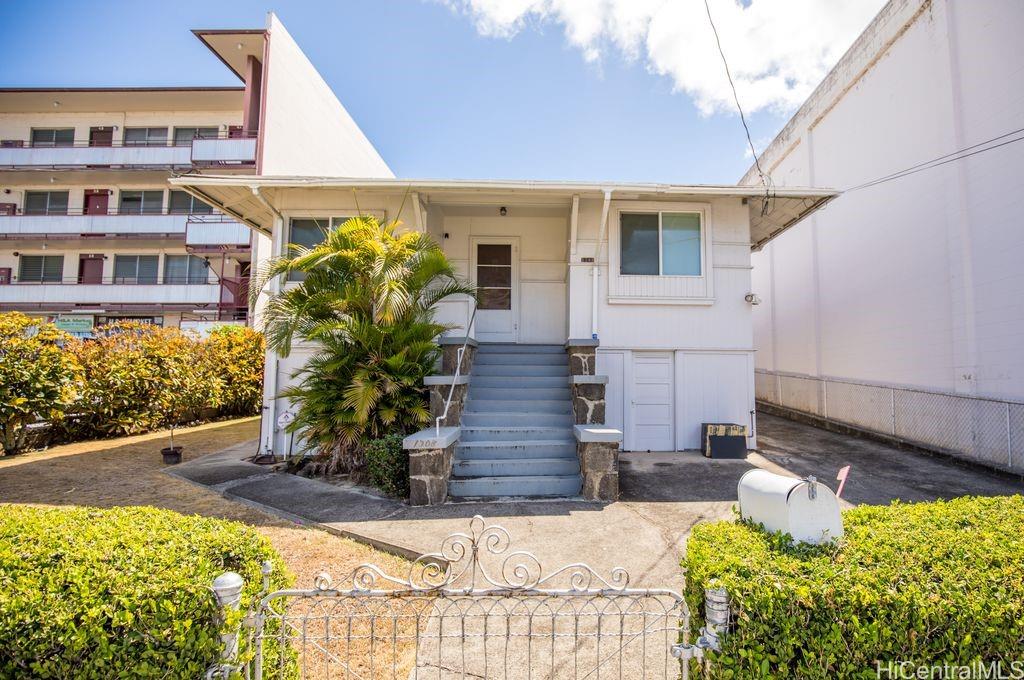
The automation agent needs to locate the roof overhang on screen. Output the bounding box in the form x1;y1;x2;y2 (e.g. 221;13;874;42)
0;87;244;113
192;29;267;82
168;175;837;247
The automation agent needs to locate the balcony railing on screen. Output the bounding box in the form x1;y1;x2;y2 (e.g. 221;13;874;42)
0;210;252;247
0;132;256;169
0;280;224;306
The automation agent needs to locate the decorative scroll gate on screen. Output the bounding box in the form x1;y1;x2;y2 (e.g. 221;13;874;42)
211;516;712;679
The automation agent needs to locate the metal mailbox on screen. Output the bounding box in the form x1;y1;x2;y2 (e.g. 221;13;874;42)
737;469;844;545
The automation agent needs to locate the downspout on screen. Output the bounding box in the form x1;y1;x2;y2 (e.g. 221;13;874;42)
591;190;612;339
251;186;285;457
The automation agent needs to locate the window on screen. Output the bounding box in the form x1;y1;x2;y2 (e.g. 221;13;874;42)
23;191;69;215
168;190;213;214
123;127;168;146
476;244;512;310
30;128;74;147
287;218;347;281
119;190;164;215
18;255;64;283
113;255;159;284
619;212;702;276
173;127;219;145
163;254;208;284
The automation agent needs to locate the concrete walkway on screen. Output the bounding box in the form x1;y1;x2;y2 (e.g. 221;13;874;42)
168;413;1022;592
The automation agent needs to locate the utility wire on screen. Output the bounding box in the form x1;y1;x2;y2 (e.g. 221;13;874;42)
843;128;1024;193
703;0;774;215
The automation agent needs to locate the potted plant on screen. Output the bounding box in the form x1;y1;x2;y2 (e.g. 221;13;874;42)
157;337;218;465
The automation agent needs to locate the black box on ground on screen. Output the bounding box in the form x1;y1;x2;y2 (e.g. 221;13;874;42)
700;423;749;459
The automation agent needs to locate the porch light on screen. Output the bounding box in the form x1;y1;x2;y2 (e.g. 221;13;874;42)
499;207;507;216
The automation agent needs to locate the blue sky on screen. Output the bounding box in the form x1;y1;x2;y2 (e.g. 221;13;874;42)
0;1;877;183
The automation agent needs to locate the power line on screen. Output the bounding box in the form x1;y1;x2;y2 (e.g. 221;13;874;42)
844;128;1024;193
703;0;775;215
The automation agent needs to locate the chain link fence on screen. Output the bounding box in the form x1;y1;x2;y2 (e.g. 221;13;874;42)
756;369;1024;474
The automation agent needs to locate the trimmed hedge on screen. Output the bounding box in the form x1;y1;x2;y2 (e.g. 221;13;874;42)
0;505;294;679
683;495;1024;678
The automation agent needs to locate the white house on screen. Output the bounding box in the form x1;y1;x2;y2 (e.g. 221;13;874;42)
744;0;1024;473
171;174;834;499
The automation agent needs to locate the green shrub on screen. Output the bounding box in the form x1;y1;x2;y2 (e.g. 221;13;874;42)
0;504;295;679
207;325;265;416
363;433;409;497
0;312;83;455
683;495;1024;678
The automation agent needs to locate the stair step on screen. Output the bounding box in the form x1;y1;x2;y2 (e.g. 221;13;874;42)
477;344;565;354
452;458;580;477
472;364;569;377
455;440;577;459
461;426;574;442
460;411;573;427
474;353;567;366
464;399;571;413
468;387;571;401
448;475;582;498
470;375;568;388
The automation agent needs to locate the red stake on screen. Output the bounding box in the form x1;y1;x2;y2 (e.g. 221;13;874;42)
836;465;851;499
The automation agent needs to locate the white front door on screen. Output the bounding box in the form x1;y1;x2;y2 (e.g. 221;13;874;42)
631;352;674;451
472;238;518;343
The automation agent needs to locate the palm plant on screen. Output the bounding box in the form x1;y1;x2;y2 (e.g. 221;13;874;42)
252;215;474;474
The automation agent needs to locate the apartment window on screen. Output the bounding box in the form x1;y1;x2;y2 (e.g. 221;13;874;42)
23;191;70;215
119;190;164;215
287;217;347;281
123;127;168;146
168;190;213;214
18;255;64;283
30;128;75;147
164;254;208;284
173;127;219;145
619;212;702;276
113;255;159;284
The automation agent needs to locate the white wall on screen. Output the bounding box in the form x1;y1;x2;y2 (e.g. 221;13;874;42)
258;14;393;178
749;0;1024;401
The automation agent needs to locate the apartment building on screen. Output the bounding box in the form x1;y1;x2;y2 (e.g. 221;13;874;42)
0;13;391;336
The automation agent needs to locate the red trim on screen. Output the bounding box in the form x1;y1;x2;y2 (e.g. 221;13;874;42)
0;86;244;93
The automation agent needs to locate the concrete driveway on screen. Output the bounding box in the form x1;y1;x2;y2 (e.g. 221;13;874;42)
170;413;1022;593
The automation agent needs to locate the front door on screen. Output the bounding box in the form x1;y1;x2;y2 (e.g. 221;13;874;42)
84;190;109;215
89;127;113;147
78;255;104;284
631;352;674;451
0;268;11;285
473;239;518;343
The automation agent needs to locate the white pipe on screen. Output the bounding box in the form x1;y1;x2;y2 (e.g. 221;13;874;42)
252;186;285;457
591;190;612;339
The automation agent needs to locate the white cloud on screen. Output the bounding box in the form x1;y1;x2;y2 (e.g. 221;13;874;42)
438;0;886;115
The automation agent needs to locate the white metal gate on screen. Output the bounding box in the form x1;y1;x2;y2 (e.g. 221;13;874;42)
207;516;719;679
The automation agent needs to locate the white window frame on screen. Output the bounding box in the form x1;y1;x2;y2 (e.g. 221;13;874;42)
607;201;714;305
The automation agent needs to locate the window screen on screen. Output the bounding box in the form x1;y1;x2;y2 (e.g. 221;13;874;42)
30;128;74;147
476;244;512;310
620;213;660;275
23;191;69;215
123;127;168;146
119;190;164;214
18;255;64;283
164;254;207;284
619;212;702;276
113;255;159;284
661;213;701;276
168;190;213;214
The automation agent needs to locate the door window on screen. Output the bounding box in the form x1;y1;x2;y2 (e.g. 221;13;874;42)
476;244;512;310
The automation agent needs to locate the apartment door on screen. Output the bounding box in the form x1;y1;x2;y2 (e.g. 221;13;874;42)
228;125;244;138
0;268;11;285
84;190;109;215
472;239;518;343
78;255;104;284
631;352;674;451
89;127;113;147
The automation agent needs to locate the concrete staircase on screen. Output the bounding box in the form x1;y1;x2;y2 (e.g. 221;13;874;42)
448;343;582;498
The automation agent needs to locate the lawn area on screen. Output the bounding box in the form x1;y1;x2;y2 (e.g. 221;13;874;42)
0;417;411;589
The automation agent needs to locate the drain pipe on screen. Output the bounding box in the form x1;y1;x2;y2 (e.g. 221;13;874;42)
251;185;285;458
592;190;612;339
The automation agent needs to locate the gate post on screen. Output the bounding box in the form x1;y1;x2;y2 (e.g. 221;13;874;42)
672;585;730;662
206;571;245;679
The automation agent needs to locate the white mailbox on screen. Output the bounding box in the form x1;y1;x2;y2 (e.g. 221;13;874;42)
737;470;844;545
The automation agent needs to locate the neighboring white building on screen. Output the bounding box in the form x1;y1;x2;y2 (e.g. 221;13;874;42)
744;0;1024;472
0;12;390;335
172;174;833;496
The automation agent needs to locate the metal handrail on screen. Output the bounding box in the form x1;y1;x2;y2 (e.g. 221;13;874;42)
435;302;477;437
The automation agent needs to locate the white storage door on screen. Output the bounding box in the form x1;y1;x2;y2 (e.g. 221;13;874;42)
677;352;753;450
631;352;674;451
